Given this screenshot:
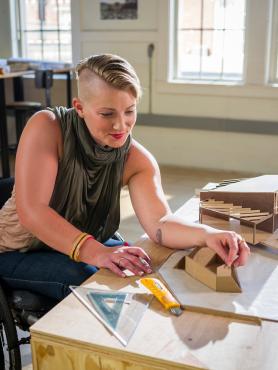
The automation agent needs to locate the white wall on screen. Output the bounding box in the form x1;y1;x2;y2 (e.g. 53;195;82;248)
12;0;278;173
68;0;278;173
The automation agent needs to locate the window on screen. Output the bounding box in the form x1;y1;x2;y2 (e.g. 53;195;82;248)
269;0;278;83
174;0;246;82
17;0;72;62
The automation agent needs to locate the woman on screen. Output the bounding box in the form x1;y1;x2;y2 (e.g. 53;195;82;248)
0;54;250;301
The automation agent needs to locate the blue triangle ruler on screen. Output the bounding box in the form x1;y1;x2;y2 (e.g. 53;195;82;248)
87;291;126;329
70;286;152;346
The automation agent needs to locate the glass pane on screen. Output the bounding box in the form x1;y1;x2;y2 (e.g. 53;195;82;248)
58;0;71;30
178;0;202;29
225;0;246;29
60;31;72;62
203;0;225;29
23;0;40;30
24;31;43;60
44;0;58;30
200;30;223;79
20;0;72;62
176;0;246;81
60;31;71;44
60;45;72;63
222;30;245;80
43;44;59;61
42;31;59;60
177;30;201;78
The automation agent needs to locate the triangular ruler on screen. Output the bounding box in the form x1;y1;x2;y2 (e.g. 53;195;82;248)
87;291;127;329
70;286;153;346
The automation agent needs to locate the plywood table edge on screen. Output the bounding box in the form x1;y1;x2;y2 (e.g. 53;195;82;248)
30;331;202;370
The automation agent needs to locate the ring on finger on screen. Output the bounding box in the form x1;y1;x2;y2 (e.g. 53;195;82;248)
118;257;127;268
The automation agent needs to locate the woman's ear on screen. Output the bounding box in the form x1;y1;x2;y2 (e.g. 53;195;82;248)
73;97;84;118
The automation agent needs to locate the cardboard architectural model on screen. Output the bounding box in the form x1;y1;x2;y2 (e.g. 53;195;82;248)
185;247;241;292
199;175;278;244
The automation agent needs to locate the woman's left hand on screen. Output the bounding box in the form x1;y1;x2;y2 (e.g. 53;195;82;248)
205;230;250;267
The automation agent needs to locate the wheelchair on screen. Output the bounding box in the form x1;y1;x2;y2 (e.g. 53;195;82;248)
0;178;57;370
0;177;126;369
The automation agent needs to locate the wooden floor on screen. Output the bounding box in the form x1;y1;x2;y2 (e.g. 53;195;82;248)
2;160;257;369
118;165;257;242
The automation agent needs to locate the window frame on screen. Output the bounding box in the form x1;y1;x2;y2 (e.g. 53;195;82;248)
173;0;247;84
15;0;72;63
156;0;278;98
268;0;278;84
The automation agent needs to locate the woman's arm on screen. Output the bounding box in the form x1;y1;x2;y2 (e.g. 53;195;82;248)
126;140;250;268
15;111;151;277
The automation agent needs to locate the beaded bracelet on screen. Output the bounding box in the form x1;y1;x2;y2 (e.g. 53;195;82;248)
73;234;94;262
69;232;88;260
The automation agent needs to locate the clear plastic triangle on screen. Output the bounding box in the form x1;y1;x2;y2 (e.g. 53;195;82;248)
70;285;153;346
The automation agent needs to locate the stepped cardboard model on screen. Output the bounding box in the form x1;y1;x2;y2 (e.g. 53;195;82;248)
185;247;241;292
199;175;278;245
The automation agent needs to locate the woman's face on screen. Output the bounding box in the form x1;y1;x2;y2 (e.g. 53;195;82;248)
74;76;137;148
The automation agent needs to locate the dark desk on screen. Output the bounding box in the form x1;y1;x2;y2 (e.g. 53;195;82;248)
0;68;73;178
0;71;32;178
52;68;73;108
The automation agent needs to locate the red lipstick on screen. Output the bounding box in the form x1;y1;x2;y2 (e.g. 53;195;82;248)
111;133;125;140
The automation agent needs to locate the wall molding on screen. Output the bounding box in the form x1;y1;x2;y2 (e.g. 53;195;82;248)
136;113;278;135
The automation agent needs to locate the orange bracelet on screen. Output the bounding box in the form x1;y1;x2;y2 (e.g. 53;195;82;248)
73;234;94;262
69;232;88;260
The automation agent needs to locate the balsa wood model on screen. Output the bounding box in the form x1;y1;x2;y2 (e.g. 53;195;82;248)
185;247;241;293
199;175;278;245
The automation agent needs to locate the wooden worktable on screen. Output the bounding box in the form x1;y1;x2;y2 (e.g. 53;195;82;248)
30;197;278;370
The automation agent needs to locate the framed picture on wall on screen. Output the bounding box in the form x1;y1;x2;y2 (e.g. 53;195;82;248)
100;0;138;20
80;0;158;31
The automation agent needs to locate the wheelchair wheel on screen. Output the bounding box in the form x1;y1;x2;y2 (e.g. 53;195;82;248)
0;285;21;370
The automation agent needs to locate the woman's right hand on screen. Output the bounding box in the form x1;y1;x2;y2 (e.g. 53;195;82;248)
79;241;153;277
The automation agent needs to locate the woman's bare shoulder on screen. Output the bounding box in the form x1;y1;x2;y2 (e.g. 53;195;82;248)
19;109;63;157
25;109;60;131
123;138;159;186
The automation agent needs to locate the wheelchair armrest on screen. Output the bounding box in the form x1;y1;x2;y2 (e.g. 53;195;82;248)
8;290;57;312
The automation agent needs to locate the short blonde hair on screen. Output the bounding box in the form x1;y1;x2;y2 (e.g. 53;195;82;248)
76;54;142;100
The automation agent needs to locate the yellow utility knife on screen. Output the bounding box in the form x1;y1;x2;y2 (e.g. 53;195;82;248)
140;277;183;316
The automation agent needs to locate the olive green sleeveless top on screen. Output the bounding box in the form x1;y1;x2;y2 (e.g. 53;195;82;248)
0;106;131;252
46;106;131;243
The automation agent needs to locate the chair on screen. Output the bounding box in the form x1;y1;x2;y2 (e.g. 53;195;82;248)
0;178;57;370
0;178;126;369
6;70;53;146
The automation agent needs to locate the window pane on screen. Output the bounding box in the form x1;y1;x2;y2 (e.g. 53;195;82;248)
60;47;72;62
222;30;244;80
203;0;224;29
58;1;71;30
178;0;202;29
24;31;43;59
177;31;201;78
23;0;40;30
60;31;72;62
43;31;59;60
43;43;59;61
20;0;72;62
201;30;223;79
225;0;246;29
175;0;246;82
44;0;59;30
